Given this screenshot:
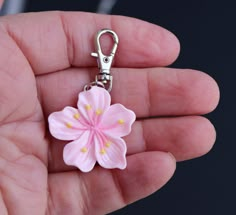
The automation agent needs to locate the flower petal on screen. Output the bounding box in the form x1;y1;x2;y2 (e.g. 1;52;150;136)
63;131;96;172
99;104;136;137
94;134;127;170
77;86;111;124
48;106;87;141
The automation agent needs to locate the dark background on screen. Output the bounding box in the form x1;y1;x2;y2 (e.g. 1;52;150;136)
23;1;235;214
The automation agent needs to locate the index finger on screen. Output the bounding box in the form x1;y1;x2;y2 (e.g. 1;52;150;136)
0;11;180;75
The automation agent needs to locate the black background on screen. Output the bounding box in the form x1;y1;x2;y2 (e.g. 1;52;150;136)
25;1;235;214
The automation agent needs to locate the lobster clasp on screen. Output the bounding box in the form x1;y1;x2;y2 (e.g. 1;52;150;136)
91;29;119;92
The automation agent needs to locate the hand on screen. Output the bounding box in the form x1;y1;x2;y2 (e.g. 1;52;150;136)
0;12;219;215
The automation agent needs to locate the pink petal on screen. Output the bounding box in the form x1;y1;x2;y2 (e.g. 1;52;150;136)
63;131;96;172
77;86;111;124
94;134;127;170
48;106;87;141
99;104;136;137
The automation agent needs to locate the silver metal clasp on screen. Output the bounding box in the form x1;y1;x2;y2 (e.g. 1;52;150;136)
91;29;119;92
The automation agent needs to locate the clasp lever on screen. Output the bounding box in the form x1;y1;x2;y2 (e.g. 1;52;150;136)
91;29;119;92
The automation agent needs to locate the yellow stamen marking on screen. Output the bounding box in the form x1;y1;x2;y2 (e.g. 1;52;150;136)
105;141;112;148
74;113;80;120
81;147;88;153
80;147;88;153
96;109;102;115
100;148;106;155
85;104;92;111
118;119;125;124
66;122;72;128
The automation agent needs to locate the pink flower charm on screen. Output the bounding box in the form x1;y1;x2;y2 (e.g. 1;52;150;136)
48;86;136;172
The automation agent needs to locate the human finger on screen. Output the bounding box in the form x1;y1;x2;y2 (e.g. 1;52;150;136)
125;116;216;160
47;151;175;215
48;116;215;172
0;11;180;75
37;67;219;119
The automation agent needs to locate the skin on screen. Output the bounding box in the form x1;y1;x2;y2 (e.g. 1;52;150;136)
0;11;219;215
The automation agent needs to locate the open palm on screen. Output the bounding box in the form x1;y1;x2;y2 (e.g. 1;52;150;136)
0;12;219;215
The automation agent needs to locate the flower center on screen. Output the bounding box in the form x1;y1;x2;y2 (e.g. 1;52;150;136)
89;124;100;132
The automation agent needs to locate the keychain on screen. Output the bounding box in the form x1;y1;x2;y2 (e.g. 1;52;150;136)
48;29;136;172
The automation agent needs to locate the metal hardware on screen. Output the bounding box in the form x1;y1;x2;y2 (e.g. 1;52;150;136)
90;29;119;92
84;81;105;91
